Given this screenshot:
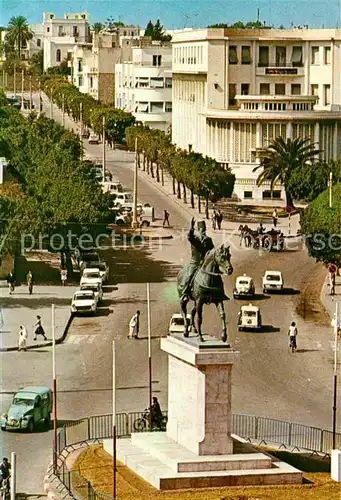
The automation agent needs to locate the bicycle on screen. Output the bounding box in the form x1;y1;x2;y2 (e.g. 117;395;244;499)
133;409;167;432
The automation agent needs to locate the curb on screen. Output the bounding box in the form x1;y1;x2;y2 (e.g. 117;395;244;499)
0;313;74;353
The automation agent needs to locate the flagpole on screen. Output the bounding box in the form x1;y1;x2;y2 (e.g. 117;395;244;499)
112;340;117;499
147;283;152;426
52;304;57;473
332;301;339;449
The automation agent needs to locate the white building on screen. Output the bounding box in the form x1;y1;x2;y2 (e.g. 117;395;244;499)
171;28;341;201
1;23;44;62
115;41;172;131
43;12;89;70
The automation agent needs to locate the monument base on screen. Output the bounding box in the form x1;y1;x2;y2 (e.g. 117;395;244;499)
103;433;303;490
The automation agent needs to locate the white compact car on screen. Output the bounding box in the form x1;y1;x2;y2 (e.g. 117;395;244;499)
80;268;102;287
238;304;262;331
168;313;192;334
83;262;109;284
71;290;97;315
233;275;255;299
80;283;103;304
262;270;284;293
101;181;123;195
112;192;134;208
88;133;100;144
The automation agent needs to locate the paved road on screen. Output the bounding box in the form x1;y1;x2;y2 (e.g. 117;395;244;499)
0;93;338;494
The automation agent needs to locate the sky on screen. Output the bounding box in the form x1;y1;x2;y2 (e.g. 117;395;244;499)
1;0;340;29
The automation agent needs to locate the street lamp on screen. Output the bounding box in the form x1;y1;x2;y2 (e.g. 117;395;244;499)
61;93;65;127
79;102;83;160
29;75;32;111
131;136;139;229
21;69;24;110
329;171;333;208
102;115;106;181
13;64;16;96
332;302;339;449
50;88;53;119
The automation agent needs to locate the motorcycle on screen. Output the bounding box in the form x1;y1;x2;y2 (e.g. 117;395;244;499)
133;409;167;432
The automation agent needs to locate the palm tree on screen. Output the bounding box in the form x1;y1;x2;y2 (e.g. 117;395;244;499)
92;22;104;34
253;137;321;207
6;16;32;59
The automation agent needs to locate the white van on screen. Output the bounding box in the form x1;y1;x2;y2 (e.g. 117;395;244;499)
112;192;134;208
101;181;123;195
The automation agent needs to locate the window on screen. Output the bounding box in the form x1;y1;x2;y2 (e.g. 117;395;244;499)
150;102;164;113
241;46;251;64
324;84;331;105
152;55;162;66
37;38;41;47
58;25;63;36
324;46;331;65
228;84;237;105
260;83;270;95
165;102;172;112
47;27;50;33
263;190;281;199
165;78;172;88
136;102;149;113
311;46;319;64
275;46;286;66
244;191;253;199
150;77;164;88
241;83;249;95
56;49;61;62
259;46;269;66
275;83;286;95
291;84;301;95
291;46;303;67
89;76;93;89
73;26;78;37
311;84;319;96
78;76;83;87
78;59;83;72
229;45;238;64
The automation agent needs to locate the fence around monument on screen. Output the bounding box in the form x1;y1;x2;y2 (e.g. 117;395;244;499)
56;411;341;499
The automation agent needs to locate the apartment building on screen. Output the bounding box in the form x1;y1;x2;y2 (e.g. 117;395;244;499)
115;41;172;131
43;12;89;70
171;28;341;201
0;23;44;62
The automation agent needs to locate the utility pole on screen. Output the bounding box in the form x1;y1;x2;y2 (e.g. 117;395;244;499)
132;137;138;228
102;115;106;181
62;93;65;127
147;283;152;427
13;64;16;96
112;341;117;499
50;88;53;119
79;102;83;160
2;70;4;90
29;75;32;111
10;451;16;500
332;301;339;449
38;80;42;116
21;69;24;110
329;171;333;208
52;304;58;473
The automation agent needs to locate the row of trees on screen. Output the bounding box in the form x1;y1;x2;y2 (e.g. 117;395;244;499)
42;76;136;145
0;90;112;272
125;125;235;218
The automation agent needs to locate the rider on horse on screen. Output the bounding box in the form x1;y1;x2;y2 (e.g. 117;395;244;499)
180;218;214;300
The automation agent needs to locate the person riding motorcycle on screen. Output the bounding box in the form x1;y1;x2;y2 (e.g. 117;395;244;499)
0;457;10;488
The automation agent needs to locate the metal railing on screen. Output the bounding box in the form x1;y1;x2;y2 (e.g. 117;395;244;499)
56;412;341;498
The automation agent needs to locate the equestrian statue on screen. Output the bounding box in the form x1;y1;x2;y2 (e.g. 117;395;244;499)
177;218;233;345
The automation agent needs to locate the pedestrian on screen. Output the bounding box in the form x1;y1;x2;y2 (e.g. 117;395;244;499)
60;268;67;286
128;310;140;339
6;271;15;295
26;270;33;295
288;321;298;352
163;210;170;227
33;315;47;341
18;325;28;352
216;210;223;230
329;271;336;296
150;396;163;428
272;208;278;228
211;210;216;230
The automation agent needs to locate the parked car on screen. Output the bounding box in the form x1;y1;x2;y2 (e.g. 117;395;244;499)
1;386;52;432
81;128;90;138
168;313;192;334
233;275;255;299
238;304;262;331
80;268;102;287
80;282;103;304
262;270;284;293
112;192;134;208
88;133;100;144
79;252;100;270
71;290;97;314
84;261;109;283
101;181;123;195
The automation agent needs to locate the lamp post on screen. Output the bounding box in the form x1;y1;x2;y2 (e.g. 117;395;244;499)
61;93;65;127
329;171;333;208
132;137;139;229
52;304;58;473
13;64;16;96
102;115;106;181
29;75;32;111
50;88;53;119
79;102;83;160
38;80;42;116
21;69;24;110
332;302;339;449
112;341;117;499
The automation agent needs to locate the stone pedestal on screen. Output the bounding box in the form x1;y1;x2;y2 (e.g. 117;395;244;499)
162;334;238;455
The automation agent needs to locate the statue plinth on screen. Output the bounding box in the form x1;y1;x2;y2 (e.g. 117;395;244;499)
161;333;239;455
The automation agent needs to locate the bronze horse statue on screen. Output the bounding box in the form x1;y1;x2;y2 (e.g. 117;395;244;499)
177;244;233;345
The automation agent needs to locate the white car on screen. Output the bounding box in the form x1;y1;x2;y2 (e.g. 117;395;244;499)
80;269;102;287
262;270;284;293
88;133;100;144
233;275;255;299
101;181;123;195
80;283;103;304
168;313;192;334
84;261;109;284
112;192;133;208
238;304;262;331
71;290;97;315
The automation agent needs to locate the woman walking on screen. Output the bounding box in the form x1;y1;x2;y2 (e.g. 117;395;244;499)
33;315;47;341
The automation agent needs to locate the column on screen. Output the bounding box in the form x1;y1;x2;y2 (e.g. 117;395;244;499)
287;121;293;139
256;122;262;149
230;121;235;162
314;122;320;149
333;123;338;159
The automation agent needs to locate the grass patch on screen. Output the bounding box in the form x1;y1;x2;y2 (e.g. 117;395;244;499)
71;444;340;500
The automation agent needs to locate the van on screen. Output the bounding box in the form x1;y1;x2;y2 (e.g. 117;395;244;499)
101;181;123;195
112;192;134;207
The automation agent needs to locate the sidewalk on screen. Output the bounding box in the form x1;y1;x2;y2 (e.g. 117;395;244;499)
320;271;341;322
0;284;78;350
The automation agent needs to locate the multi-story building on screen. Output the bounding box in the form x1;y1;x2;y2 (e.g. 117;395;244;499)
43;12;89;70
70;28;140;104
115;40;172;131
171;28;341;201
0;23;44;62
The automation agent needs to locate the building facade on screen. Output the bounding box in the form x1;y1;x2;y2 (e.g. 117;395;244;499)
115;41;172;131
171;28;341;201
43;12;89;70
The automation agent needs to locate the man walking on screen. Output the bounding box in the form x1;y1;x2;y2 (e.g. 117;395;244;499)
33;315;47;341
163;210;170;227
7;271;15;294
128;310;140;339
26;270;34;295
288;321;298;352
272;208;278;228
60;268;67;286
329;271;336;296
216;210;223;230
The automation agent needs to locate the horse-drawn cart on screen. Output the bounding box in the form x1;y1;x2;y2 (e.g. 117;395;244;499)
239;226;285;251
